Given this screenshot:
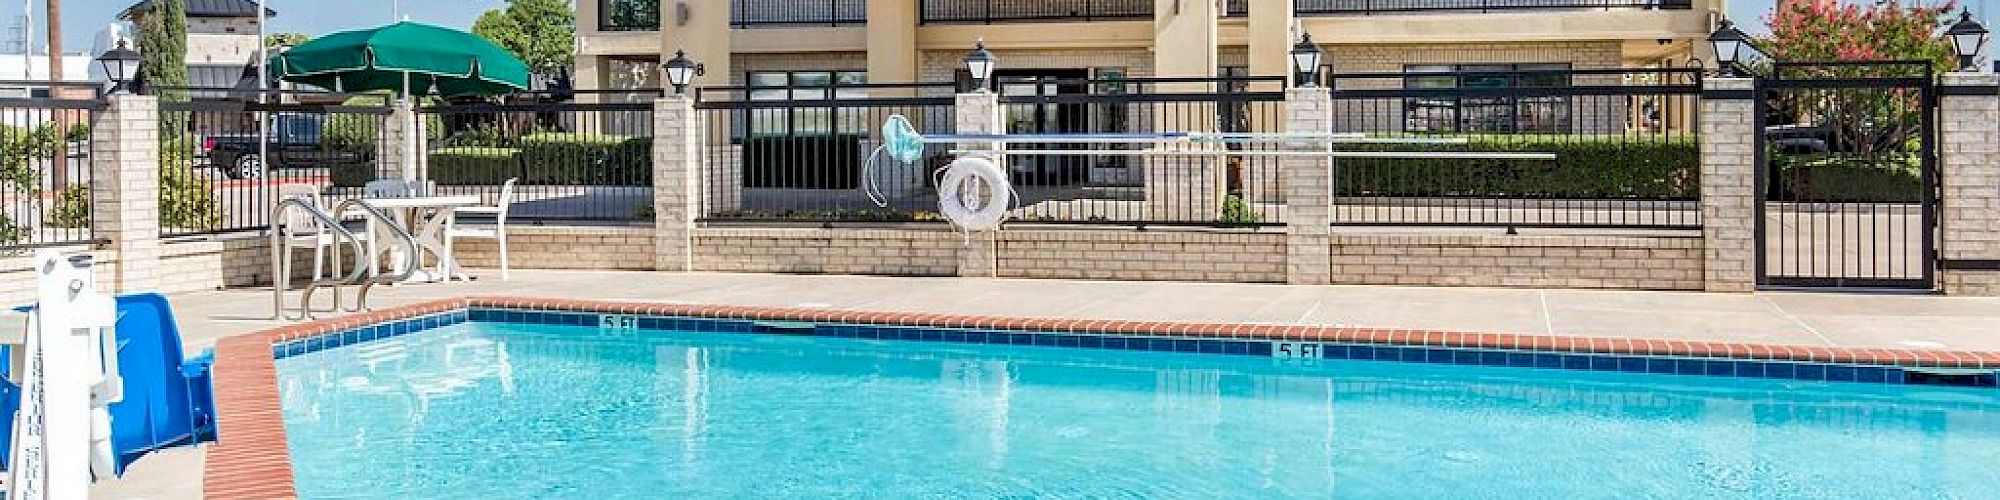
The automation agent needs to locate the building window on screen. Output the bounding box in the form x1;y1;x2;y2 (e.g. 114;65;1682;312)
601;0;660;31
1403;63;1571;133
744;71;868;138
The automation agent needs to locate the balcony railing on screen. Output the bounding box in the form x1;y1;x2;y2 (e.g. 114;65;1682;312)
921;0;1154;24
1225;0;1692;15
734;0;867;27
600;0;659;31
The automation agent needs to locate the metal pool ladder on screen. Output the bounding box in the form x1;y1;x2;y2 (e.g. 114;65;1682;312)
269;199;418;320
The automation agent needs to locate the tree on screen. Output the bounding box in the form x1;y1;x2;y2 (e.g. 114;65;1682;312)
471;0;575;85
1763;1;1957;156
265;32;310;50
134;0;189;98
124;0;222;231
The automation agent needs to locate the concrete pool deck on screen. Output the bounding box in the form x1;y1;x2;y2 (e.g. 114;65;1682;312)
94;270;2000;498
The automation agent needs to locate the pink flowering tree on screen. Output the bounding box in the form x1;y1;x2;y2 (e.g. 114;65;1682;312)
1762;1;1957;157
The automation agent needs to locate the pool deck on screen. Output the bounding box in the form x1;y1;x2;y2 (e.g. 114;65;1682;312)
95;270;2000;499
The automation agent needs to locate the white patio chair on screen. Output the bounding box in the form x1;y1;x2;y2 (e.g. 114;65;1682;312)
444;178;516;281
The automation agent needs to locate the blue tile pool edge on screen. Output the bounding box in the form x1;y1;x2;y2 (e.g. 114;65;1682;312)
269;306;1999;388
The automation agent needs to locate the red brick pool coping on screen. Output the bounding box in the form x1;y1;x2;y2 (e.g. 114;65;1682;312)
205;295;2000;498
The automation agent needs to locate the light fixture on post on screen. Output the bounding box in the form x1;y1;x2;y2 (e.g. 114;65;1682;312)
1947;9;1989;72
1291;32;1324;87
96;40;142;95
665;49;705;95
1708;19;1748;78
965;39;996;93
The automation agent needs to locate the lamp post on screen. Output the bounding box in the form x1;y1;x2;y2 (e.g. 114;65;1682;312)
965;39;996;93
1947;9;1989;72
95;40;141;95
1708;19;1748;78
665;49;704;95
1291;32;1324;88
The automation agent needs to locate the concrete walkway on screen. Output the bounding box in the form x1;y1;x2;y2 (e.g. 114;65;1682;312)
94;270;2000;499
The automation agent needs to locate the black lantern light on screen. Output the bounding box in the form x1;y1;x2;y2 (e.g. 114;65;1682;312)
1291;32;1324;87
1708;19;1749;77
665;49;705;94
96;39;142;95
1947;9;1989;71
965;39;996;93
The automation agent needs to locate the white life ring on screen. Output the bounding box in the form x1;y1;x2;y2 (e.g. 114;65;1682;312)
935;156;1012;231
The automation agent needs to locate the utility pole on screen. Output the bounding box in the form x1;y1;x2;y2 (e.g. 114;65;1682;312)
46;0;67;190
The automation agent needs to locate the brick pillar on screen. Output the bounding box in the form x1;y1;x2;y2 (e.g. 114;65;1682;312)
1938;72;2000;295
954;91;1002;278
1283;87;1332;285
1698;77;1757;292
654;95;700;271
377;99;413;182
91;94;161;293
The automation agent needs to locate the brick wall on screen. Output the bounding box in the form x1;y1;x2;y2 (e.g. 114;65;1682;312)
997;230;1286;283
1329;234;1704;290
452;226;657;271
691;227;962;276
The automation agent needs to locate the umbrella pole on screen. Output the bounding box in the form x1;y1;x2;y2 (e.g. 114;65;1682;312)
402;71;418;184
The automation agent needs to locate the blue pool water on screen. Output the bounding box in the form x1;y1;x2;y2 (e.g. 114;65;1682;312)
276;321;2000;499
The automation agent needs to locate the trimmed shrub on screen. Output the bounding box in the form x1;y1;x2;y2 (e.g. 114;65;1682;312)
1773;154;1922;203
43;184;88;228
159;136;223;230
1336;134;1700;200
430;147;524;186
516;132;651;186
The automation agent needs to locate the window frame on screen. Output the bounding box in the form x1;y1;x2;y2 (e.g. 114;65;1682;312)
1401;63;1573;134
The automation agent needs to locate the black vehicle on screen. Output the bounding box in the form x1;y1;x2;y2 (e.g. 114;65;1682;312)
204;115;364;179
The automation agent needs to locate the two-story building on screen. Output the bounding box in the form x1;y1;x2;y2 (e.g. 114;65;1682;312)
119;0;273;91
573;0;1719;96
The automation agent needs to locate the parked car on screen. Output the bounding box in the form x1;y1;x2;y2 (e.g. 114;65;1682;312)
204;115;365;179
1763;124;1833;154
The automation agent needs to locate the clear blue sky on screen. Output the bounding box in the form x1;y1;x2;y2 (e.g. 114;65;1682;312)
43;0;504;54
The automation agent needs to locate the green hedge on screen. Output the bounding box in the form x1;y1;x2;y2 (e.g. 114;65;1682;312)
516;133;651;186
430;147;523;185
1336;135;1699;199
1772;154;1922;203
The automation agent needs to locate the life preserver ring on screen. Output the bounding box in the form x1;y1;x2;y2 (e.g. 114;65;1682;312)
935;156;1011;231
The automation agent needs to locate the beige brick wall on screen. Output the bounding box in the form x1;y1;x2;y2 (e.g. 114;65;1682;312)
1938;72;2000;296
998;229;1286;283
918;48;1154;84
1328;41;1622;73
452;226;657;271
692;227;963;276
1329;234;1704;290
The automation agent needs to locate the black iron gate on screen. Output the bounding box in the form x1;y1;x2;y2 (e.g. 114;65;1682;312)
1755;61;1937;289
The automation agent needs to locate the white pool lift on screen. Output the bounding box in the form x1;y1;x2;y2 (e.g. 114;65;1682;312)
4;250;122;500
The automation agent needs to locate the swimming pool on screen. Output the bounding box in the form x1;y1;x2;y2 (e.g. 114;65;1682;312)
267;307;2000;499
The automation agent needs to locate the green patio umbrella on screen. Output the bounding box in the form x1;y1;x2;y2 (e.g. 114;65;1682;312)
269;21;530;182
269;21;532;97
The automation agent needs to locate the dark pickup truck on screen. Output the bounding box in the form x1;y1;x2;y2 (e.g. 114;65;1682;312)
203;115;367;179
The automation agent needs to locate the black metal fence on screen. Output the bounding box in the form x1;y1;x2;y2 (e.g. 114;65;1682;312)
416;100;658;223
156;92;394;238
1756;61;1936;289
996;76;1289;227
1322;67;1703;230
734;0;867;27
1226;0;1691;15
0;82;102;250
694;82;960;224
921;0;1153;23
